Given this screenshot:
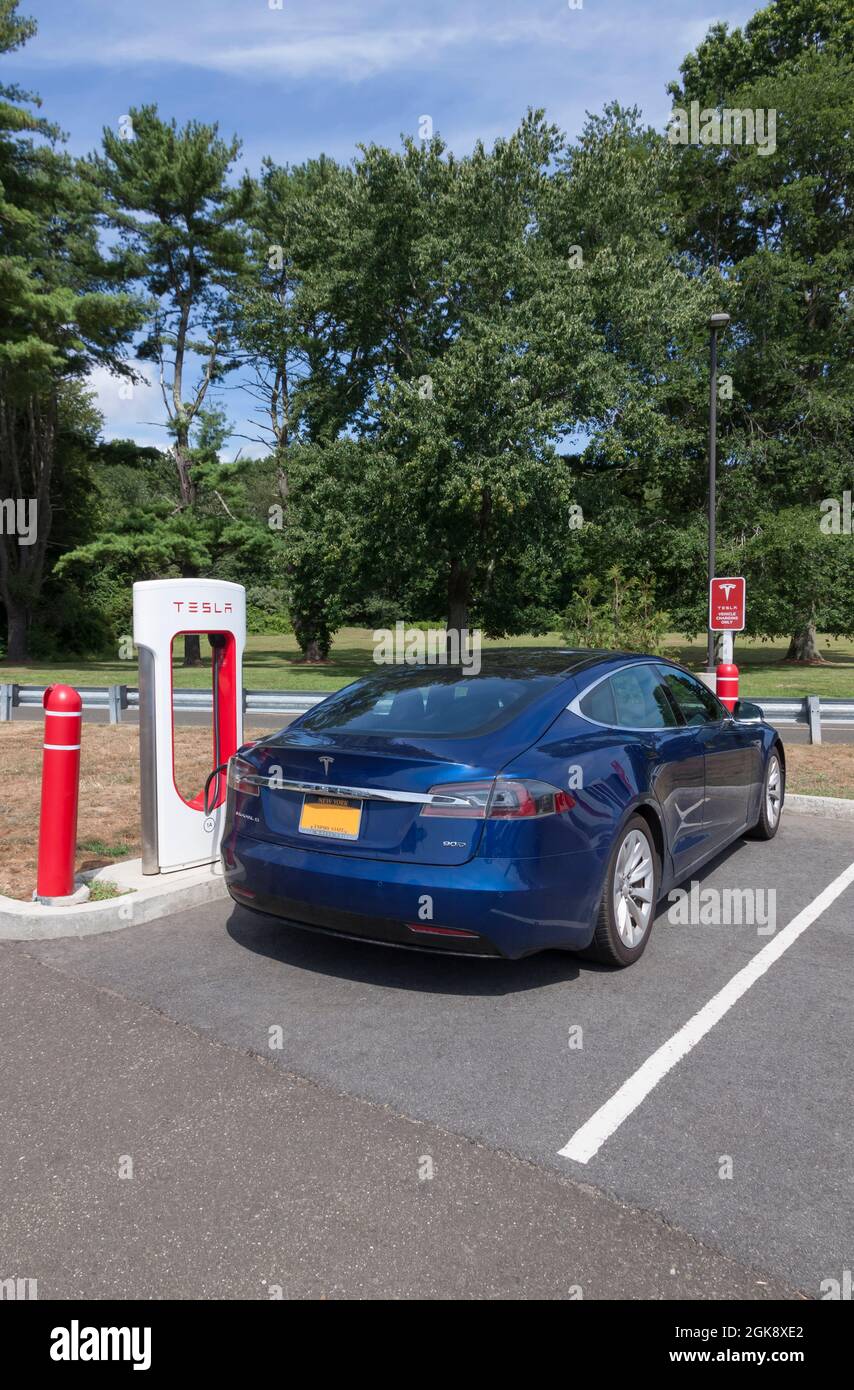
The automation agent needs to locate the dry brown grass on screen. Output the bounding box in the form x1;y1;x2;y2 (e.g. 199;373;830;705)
1;725;851;899
0;722;279;899
783;743;854;801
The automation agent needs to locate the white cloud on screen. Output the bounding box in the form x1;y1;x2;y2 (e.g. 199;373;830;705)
13;0;765;105
87;363;169;447
19;1;714;82
23;1;477;79
87;363;274;458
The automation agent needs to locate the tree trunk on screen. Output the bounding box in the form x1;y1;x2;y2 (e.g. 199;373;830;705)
183;633;202;666
303;638;324;662
174;443;196;509
0;386;55;665
786;622;822;663
170;286;199;672
5;600;31;662
446;559;471;658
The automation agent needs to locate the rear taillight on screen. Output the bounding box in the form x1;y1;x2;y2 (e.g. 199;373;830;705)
490;779;575;817
227;755;261;797
421;778;574;819
420;781;493;818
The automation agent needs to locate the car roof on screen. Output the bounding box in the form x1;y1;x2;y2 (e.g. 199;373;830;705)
368;648;635;680
469;648;631;677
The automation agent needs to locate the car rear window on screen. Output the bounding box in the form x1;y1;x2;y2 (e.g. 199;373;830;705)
579;677;618;725
298;668;566;738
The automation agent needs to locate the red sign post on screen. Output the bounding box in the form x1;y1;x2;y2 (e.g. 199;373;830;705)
709;576;746;632
710;578;745;712
716;663;739;712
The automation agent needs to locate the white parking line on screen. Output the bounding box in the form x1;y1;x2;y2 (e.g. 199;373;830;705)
558;857;854;1165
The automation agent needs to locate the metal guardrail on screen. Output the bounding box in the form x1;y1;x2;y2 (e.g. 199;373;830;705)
0;683;327;725
245;691;326;716
758;696;854;743
0;684;851;741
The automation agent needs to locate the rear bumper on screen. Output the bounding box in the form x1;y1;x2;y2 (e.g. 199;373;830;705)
222;832;601;959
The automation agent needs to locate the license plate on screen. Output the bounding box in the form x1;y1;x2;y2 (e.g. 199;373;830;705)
299;795;362;840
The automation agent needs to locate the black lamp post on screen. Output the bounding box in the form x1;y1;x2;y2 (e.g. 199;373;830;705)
707;311;730;671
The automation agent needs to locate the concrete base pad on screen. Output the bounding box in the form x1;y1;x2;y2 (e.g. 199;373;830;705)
34;883;91;907
0;857;227;941
786;792;854;819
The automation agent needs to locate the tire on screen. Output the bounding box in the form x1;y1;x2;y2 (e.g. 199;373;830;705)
746;748;784;840
582;814;660;967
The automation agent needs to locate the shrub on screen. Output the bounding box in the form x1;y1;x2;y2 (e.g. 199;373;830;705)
245;585;292;635
29;587;117;659
561;566;669;654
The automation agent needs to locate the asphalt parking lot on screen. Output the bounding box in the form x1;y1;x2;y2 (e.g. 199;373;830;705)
1;809;851;1300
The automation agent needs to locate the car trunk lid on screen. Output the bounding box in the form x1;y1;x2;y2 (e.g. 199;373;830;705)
238;731;500;865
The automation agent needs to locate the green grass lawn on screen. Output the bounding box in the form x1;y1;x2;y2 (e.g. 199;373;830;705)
2;628;853;697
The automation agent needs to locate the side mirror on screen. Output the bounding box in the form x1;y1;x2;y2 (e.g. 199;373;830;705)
733;699;763;722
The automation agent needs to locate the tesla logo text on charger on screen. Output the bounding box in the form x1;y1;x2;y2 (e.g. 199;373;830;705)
172;601;233;614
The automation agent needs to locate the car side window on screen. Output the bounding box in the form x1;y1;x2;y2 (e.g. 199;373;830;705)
608;665;679;730
659;668;727;726
579;676;618;725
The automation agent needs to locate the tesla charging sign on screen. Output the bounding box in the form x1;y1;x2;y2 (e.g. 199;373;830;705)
709;576;746;632
133;579;246;874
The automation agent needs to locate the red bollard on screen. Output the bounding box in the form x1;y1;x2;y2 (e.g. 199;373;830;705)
716;662;739;713
36;684;84;902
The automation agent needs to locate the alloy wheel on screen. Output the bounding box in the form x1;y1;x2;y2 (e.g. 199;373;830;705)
766;756;782;827
611;827;655;948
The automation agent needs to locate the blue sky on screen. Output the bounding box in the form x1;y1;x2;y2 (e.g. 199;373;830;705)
8;0;759;454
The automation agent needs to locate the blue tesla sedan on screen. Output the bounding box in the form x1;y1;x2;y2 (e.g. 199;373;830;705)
221;651;784;966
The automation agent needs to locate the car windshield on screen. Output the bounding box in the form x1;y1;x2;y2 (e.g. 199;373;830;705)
297;666;567;739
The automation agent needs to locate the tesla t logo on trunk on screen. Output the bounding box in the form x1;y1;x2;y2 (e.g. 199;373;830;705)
319;756;334;776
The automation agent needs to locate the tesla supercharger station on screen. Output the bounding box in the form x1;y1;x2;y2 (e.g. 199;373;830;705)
133;579;246;874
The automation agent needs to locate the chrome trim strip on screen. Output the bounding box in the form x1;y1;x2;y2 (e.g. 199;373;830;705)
566;659;728;732
234;772;451;806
